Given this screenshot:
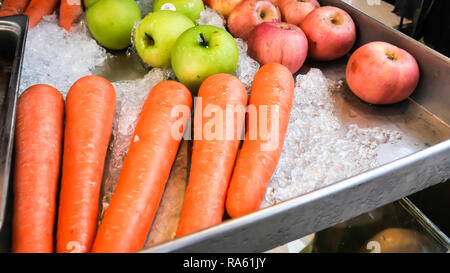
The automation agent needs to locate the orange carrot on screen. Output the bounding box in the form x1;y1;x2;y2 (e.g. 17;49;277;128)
226;63;294;218
91;81;192;253
56;75;116;253
0;0;30;17
176;74;248;237
59;0;83;31
12;84;64;253
23;0;59;28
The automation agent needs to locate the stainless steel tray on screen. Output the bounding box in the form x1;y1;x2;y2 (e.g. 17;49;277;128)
141;0;450;252
0;1;449;253
0;15;28;231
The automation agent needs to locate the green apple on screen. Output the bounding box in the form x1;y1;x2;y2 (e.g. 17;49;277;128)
171;25;239;92
152;0;205;22
134;11;195;67
84;0;100;9
86;0;141;50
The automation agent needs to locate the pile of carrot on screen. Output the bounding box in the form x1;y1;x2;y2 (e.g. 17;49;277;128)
12;62;294;253
0;0;83;30
89;65;293;251
177;63;294;237
13;75;116;253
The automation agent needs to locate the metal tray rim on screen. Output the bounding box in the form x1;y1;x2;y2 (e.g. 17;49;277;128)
142;139;450;252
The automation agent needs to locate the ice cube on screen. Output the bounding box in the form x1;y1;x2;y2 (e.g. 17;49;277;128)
196;7;226;29
234;38;260;91
19;14;107;96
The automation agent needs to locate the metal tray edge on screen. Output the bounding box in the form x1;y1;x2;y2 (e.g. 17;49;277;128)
0;15;28;229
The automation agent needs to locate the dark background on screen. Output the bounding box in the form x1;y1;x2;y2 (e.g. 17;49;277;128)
387;0;450;57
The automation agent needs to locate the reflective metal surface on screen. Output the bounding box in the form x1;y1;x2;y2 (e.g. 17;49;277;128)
0;15;28;230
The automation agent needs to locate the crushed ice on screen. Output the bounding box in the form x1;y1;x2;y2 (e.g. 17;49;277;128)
263;69;402;207
19;14;107;96
136;0;155;17
234;38;260;90
196;7;226;29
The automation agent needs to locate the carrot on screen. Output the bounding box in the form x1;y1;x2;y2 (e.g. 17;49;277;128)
23;0;59;28
91;81;192;253
176;74;248;237
226;63;294;218
59;0;83;31
12;84;64;253
56;75;116;253
0;0;30;17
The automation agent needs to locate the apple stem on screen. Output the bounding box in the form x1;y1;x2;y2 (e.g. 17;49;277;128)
145;33;155;46
200;33;208;48
386;52;397;61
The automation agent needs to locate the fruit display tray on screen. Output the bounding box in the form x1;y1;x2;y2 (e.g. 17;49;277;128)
0;1;448;253
140;0;450;252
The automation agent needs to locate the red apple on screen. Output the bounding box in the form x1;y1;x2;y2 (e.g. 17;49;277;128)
300;6;356;61
346;41;420;104
227;0;281;40
206;0;243;18
247;22;308;73
278;0;320;25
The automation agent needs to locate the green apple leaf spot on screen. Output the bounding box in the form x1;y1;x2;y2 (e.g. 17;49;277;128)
144;33;155;47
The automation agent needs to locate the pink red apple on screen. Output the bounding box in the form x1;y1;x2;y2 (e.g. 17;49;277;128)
227;0;281;40
300;6;356;61
278;0;320;25
247;22;308;73
346;41;420;104
206;0;243;18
